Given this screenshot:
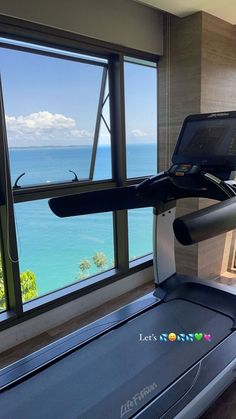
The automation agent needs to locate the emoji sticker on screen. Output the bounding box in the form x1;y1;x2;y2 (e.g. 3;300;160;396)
204;334;212;342
195;333;203;341
160;334;168;342
168;333;176;342
177;334;186;342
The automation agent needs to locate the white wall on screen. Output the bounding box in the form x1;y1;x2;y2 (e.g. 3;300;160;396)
0;0;163;54
0;266;153;353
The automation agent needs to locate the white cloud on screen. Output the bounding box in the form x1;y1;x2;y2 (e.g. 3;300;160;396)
130;129;149;138
70;128;92;138
6;111;75;132
5;112;155;147
5;111;93;147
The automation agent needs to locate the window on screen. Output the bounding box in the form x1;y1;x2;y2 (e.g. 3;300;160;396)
94;81;112;180
125;59;157;260
0;24;158;327
124;59;157;178
15;201;114;300
128;208;153;261
1;43;111;187
0;39;115;304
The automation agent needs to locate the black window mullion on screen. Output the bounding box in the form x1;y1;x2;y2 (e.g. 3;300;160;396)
0;78;23;316
13;180;116;203
0;41;108;68
109;54;129;272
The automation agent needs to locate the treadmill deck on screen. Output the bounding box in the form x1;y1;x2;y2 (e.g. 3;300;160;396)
0;299;232;419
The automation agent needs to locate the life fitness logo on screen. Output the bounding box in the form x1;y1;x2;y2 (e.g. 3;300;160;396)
120;382;158;418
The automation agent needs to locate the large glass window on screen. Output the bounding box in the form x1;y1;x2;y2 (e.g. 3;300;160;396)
15;200;114;300
0;32;158;323
0;40;115;304
1;43;111;187
124;59;157;178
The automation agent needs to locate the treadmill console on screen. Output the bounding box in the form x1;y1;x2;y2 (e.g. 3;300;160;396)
169;164;200;177
172;111;236;178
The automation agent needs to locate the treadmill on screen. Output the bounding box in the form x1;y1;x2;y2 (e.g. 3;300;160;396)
1;111;236;418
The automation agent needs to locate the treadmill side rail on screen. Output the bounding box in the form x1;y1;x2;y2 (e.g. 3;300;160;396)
173;357;236;419
134;331;236;419
0;292;159;391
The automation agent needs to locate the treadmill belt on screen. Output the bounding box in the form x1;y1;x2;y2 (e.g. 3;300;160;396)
0;300;232;419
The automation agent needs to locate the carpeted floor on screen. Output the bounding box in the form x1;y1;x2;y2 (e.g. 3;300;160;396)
202;381;236;418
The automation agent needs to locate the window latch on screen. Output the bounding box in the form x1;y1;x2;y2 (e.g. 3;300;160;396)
69;170;79;182
13;172;26;188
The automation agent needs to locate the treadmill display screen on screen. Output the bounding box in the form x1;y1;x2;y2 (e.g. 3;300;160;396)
173;115;236;164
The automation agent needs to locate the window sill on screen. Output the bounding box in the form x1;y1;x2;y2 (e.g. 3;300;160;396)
0;255;153;331
129;253;153;268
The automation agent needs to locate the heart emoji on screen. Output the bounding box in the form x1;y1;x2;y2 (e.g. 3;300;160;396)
195;333;203;341
204;334;212;342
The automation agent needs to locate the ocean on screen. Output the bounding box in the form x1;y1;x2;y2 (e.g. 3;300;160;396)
10;144;157;297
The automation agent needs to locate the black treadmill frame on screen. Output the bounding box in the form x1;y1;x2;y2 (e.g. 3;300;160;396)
0;293;159;391
1;275;236;419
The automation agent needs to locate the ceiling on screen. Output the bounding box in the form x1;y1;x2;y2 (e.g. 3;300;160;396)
134;0;236;24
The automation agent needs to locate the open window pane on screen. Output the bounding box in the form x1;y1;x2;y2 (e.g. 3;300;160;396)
14;200;114;300
128;208;153;261
1;44;111;186
94;78;112;180
94;120;112;180
124;60;157;178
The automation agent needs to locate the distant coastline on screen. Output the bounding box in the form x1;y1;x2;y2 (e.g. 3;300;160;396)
9;145;94;150
9;143;156;150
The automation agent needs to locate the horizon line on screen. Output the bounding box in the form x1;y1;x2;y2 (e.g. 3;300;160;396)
9;143;157;149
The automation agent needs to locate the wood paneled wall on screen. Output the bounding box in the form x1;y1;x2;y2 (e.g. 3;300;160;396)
199;13;236;278
201;13;236;113
158;13;202;173
159;11;236;279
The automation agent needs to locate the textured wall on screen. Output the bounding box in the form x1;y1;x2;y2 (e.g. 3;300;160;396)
158;13;202;277
201;13;236;113
158;13;202;173
159;11;236;279
198;13;236;277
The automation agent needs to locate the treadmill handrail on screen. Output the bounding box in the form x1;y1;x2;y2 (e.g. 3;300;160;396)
174;196;236;245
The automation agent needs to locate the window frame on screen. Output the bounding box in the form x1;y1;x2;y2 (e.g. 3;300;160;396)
0;15;158;330
2;42;110;188
124;57;158;181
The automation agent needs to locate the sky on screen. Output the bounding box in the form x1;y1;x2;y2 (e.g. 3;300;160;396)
0;43;157;147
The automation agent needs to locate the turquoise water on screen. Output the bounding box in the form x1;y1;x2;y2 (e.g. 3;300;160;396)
10;145;156;296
